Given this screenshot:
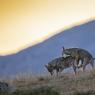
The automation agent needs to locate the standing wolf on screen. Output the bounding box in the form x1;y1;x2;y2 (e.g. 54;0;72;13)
62;47;94;71
45;56;77;76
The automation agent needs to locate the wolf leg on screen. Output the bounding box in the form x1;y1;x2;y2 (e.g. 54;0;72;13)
73;65;77;75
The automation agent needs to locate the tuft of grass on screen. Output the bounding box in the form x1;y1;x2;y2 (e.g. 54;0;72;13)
37;76;51;83
38;77;45;81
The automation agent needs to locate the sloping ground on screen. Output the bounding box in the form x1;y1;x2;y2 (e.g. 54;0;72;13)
2;70;95;95
0;20;95;76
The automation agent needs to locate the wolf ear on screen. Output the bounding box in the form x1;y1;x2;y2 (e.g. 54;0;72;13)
62;46;65;51
62;46;65;56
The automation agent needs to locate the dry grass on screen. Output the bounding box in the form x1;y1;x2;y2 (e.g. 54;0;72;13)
1;70;95;95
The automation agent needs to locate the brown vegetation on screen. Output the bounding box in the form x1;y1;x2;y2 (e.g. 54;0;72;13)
0;70;95;95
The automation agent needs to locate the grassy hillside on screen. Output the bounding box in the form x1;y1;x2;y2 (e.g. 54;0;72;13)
1;70;95;95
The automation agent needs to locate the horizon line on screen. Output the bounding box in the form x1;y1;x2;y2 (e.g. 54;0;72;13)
0;17;95;56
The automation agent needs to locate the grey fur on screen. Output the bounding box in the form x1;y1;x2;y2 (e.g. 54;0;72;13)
62;47;94;71
45;56;77;76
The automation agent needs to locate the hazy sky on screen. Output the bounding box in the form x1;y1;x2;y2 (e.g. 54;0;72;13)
0;0;95;55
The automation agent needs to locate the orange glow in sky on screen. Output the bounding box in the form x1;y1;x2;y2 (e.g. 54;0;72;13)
0;0;95;55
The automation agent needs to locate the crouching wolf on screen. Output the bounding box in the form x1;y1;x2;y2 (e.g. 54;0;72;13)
62;47;94;71
45;56;77;76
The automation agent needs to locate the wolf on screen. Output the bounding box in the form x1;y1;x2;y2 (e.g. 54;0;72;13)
45;56;77;76
45;57;60;76
62;47;94;71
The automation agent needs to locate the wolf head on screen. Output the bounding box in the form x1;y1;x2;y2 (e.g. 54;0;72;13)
45;65;54;76
62;46;73;57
